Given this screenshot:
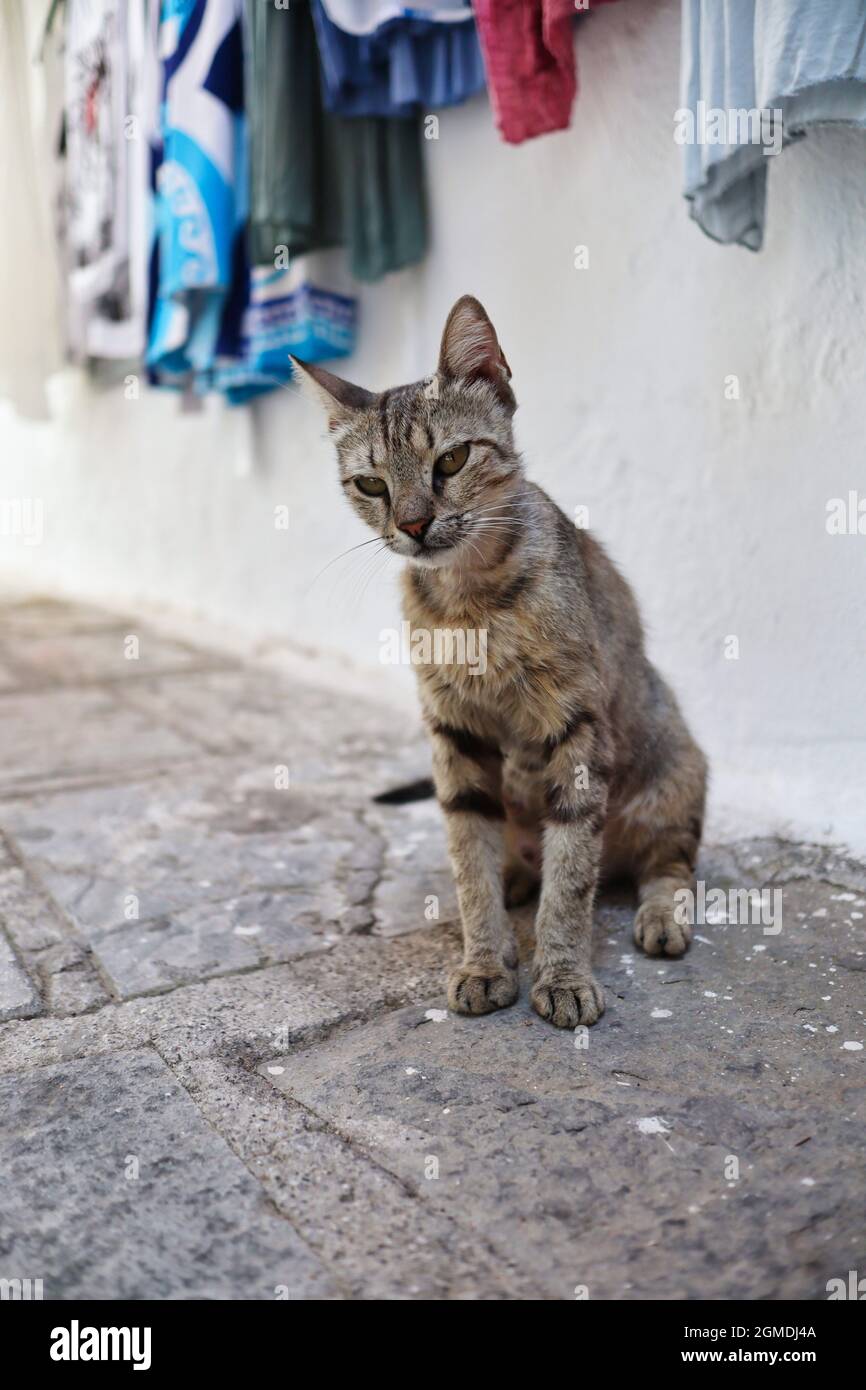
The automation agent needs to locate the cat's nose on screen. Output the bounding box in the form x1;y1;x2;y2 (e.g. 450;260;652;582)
397;516;433;540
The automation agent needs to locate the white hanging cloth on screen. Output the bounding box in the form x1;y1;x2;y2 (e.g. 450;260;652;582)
63;0;150;360
0;0;63;418
321;1;474;38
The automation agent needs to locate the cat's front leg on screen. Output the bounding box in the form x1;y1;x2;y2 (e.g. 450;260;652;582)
429;721;518;1015
531;713;611;1028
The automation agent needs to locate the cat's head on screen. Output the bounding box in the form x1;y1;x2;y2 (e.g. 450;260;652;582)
292;296;522;570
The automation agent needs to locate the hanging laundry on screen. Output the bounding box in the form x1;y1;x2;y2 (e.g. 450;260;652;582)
146;0;249;392
681;0;866;249
246;0;426;283
235;253;356;387
322;1;475;32
473;0;619;146
145;0;334;402
0;0;63;418
61;0;149;361
246;0;342;266
336;117;427;281
312;0;485;118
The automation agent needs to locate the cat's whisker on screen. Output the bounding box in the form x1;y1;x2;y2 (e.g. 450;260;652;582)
467;505;521;520
352;541;391;588
469;505;517;522
342;558;387;614
322;539;392;607
458;533;488;567
305;535;387;593
474;521;519;538
469;513;522;533
355;545;395;609
468;497;521;510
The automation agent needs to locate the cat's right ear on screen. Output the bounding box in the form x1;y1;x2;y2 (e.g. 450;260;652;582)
437;295;514;409
290;357;376;432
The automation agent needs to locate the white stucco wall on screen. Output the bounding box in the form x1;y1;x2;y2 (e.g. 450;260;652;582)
2;0;864;855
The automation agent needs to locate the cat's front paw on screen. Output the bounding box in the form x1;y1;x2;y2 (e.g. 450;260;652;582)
634;899;692;957
448;965;519;1015
531;971;605;1028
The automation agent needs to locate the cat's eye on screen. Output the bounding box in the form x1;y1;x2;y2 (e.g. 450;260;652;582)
354;475;388;497
435;443;470;477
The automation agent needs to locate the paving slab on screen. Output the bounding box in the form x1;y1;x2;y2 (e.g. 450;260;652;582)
0;767;384;998
262;867;866;1301
0;1049;338;1299
721;836;866;895
0;660;22;691
369;795;460;936
0;923;459;1076
0;685;206;797
0;849;109;1014
0;932;40;1021
0;597;137;638
1;594;864;1302
2;624;222;688
172;1053;529;1299
121;667;428;793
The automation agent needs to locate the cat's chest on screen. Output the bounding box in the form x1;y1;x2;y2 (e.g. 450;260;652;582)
407;603;525;690
401;574;578;739
411;615;574;742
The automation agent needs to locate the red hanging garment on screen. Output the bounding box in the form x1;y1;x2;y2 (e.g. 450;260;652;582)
474;0;622;145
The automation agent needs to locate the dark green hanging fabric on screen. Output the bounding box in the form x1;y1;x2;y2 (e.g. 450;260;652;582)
245;0;427;282
335;114;427;283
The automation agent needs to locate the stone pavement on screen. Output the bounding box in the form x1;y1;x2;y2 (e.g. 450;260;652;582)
0;596;863;1300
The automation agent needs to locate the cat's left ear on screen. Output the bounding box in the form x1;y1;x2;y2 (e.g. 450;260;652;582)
290;357;376;431
437;295;514;409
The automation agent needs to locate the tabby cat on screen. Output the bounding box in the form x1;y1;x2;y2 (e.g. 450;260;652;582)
292;296;707;1028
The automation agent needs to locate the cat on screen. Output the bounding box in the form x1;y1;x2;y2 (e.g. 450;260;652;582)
292;295;707;1028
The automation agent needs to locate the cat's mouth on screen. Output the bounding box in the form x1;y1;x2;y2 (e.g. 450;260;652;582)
403;541;459;569
389;531;460;565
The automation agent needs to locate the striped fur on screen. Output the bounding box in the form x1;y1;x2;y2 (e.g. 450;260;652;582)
294;297;707;1028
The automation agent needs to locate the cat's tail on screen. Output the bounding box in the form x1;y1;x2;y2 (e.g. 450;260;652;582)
373;777;435;805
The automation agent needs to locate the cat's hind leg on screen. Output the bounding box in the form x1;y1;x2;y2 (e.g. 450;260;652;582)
605;738;707;958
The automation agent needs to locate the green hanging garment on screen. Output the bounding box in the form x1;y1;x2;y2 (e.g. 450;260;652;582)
335;114;427;283
245;0;427;282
